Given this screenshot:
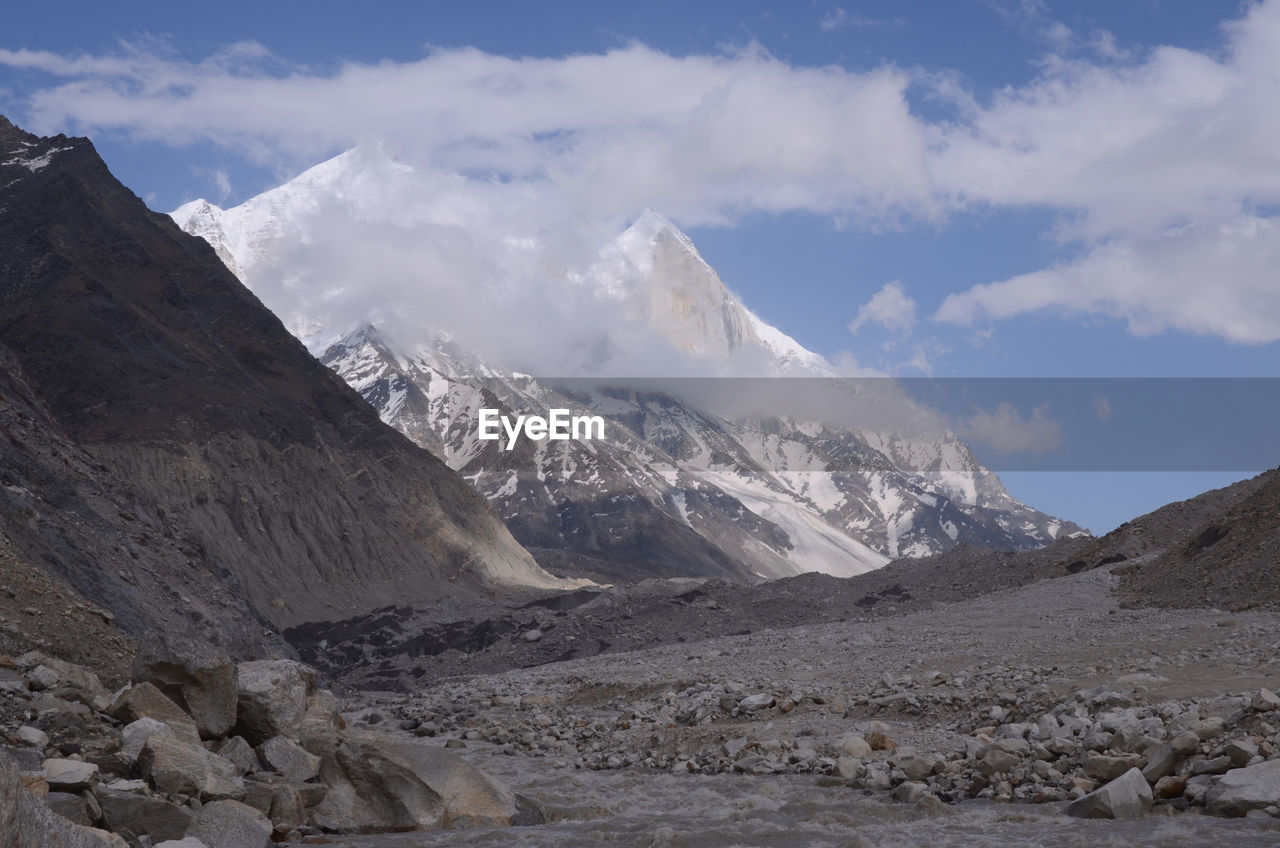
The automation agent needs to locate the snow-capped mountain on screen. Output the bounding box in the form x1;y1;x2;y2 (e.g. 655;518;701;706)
172;147;1084;583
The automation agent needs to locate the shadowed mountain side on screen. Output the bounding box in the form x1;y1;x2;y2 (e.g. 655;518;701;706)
0;340;271;667
0;116;564;630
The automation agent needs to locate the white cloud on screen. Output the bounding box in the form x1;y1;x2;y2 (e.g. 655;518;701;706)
4;1;1280;349
956;402;1063;455
848;281;916;335
0;42;934;229
937;216;1280;343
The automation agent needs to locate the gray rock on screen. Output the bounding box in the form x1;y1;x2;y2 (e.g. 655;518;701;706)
1205;760;1280;817
241;779;275;816
1170;730;1201;757
27;665;61;691
980;748;1020;776
521;629;543;643
1191;755;1233;776
214;737;257;776
43;759;99;792
121;717;169;765
1190;717;1226;741
154;840;210;848
16;726;48;749
109;683;202;746
267;783;305;827
892;781;931;804
316;729;527;831
1084;752;1139;783
839;734;871;758
25;657;109;707
132;636;238;740
257;736;320;782
102;779;148;794
1140;743;1177;784
298;690;341;754
234;660;315;745
1067;767;1153;820
836;756;861;780
139;729;245;801
0;756;108;848
723;736;749;758
1252;689;1280;712
44;791;92;827
738;693;774;712
898;755;937;781
184;799;272;848
1223;738;1260;768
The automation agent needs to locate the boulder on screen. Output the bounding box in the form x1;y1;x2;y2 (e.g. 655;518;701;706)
315;729;531;832
1190;718;1226;741
16;726;49;750
1252;688;1280;712
738;693;774;712
1067;768;1152;820
214;737;257;776
1223;738;1259;768
257;736;320;782
184;799;272;848
98;789;193;841
1205;760;1280;817
120;717;169;765
0;755;110;848
20;655;108;707
1140;743;1177;784
154;840;210;848
132;637;238;740
234;661;315;745
109;684;201;746
44;759;99;792
898;755;937;781
44;791;92;827
139;730;244;802
298;689;341;750
839;735;871;758
1083;751;1139;783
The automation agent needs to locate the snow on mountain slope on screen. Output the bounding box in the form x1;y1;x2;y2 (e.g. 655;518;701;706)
171;147;1085;584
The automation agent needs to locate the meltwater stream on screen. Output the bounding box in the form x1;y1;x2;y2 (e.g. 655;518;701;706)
324;753;1280;848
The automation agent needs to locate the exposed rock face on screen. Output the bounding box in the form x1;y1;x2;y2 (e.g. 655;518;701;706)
0;115;563;635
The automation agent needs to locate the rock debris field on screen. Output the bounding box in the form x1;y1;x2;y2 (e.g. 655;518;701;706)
6;564;1280;846
331;565;1280;846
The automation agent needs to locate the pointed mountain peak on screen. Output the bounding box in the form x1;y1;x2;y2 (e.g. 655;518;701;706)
171;198;222;229
623;208;698;253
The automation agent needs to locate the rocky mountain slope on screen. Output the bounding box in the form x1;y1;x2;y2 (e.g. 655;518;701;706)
0;116;565;636
174;152;1081;585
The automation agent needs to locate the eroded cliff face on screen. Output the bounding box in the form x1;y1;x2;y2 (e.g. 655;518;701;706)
0;116;562;634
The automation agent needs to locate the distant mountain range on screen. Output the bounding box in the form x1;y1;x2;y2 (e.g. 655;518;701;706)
174;150;1083;582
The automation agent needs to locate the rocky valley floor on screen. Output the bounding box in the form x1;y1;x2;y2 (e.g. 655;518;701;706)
319;564;1280;846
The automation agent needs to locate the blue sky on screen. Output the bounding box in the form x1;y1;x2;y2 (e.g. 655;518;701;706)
2;1;1275;532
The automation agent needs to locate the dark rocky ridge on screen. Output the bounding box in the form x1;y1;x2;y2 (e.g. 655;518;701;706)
0;116;558;635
